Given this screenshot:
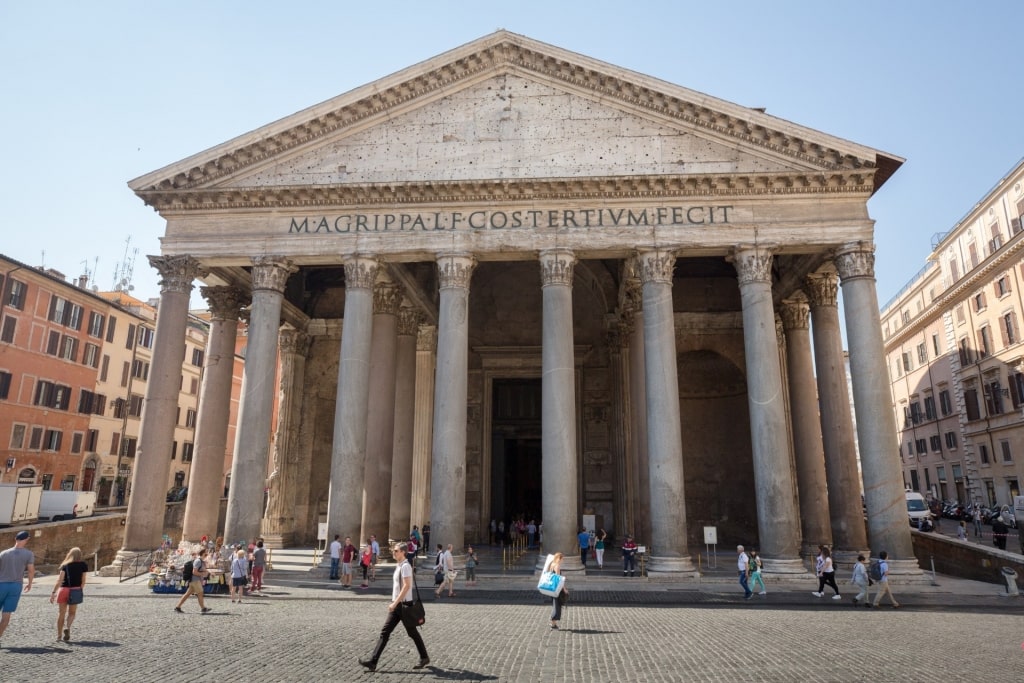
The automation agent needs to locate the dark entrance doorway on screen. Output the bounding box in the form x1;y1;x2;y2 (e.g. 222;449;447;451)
490;378;542;532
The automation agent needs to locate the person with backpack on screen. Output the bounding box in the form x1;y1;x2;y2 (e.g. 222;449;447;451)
748;549;766;596
174;549;212;614
849;554;869;605
868;550;900;609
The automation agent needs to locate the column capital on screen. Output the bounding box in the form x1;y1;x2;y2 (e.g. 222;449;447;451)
604;314;624;349
539;248;577;287
417;324;437;351
779;294;811;331
635;249;676;285
373;280;404;315
200;286;250;321
397;305;421;336
251;257;298;292
278;325;311;357
148;255;208;295
834;242;876;282
804;270;839;308
436;253;477;290
730;244;775;286
343;255;380;290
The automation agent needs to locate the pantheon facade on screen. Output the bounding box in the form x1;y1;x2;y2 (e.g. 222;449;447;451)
111;31;916;577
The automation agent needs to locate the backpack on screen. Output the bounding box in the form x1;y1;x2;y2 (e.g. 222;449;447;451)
181;560;194;582
747;557;758;573
868;560;882;582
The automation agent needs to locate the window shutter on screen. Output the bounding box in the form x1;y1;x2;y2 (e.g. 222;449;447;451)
999;316;1010;347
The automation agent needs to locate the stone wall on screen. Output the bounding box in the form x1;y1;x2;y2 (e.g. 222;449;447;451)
911;529;1024;587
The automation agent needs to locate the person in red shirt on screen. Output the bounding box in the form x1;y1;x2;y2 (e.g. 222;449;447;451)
340;537;357;588
621;535;638;577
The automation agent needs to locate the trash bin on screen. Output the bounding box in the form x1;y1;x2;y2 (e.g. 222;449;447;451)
1000;566;1019;596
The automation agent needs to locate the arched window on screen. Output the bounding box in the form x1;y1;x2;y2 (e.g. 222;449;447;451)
17;467;37;484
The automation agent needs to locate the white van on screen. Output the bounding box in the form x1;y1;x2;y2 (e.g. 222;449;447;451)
38;490;97;521
905;490;932;527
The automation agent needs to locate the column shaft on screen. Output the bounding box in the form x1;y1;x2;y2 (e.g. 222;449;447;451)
388;308;419;543
261;326;310;547
806;271;869;555
429;254;476;550
326;256;378;548
224;258;295;544
835;244;915;561
637;250;696;574
182;286;247;542
410;326;436;530
104;256;206;573
539;249;582;570
780;297;833;554
732;246;804;572
360;281;401;545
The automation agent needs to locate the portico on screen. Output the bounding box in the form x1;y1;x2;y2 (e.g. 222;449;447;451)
110;31;918;578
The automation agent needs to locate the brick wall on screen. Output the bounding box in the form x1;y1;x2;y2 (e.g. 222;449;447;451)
912;529;1024;587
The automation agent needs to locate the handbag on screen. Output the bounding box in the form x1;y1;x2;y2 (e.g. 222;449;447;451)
537;571;565;597
400;562;426;628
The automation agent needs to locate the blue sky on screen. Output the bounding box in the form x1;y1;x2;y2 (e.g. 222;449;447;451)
2;1;1022;311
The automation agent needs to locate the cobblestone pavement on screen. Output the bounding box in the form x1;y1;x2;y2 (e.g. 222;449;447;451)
2;563;1023;683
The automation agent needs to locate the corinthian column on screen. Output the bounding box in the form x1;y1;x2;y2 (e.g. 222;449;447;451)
731;245;804;574
389;306;420;544
429;253;476;551
779;294;832;556
805;269;869;560
325;255;379;557
410;326;436;531
637;249;696;576
623;269;650;545
224;257;296;545
834;243;917;571
361;278;402;546
539;249;582;571
103;255;207;575
182;286;248;542
261;325;310;547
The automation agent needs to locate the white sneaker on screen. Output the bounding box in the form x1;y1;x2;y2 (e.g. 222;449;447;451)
758;591;766;595
832;595;842;600
811;592;823;597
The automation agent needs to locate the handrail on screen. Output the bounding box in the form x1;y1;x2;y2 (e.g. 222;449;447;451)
118;550;154;583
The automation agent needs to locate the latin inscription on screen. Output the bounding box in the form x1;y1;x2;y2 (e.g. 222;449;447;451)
287;205;733;234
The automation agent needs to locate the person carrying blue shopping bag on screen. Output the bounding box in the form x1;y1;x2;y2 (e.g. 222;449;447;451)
538;552;568;629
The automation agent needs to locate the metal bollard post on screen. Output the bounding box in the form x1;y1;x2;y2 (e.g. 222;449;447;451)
929;555;939;586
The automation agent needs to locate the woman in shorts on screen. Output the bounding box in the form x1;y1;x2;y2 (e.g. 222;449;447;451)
229;549;248;603
49;547;88;642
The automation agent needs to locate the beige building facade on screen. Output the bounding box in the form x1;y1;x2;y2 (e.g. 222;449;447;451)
883;158;1024;510
110;32;916;577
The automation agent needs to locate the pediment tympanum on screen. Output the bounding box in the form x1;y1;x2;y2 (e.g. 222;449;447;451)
130;31;900;211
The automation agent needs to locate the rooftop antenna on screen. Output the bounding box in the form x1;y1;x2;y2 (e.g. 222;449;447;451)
112;236;138;292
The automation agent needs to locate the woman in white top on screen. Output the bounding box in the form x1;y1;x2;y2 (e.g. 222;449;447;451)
359;542;430;672
811;546;841;599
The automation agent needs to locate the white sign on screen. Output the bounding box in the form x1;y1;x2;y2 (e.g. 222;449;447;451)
703;526;718;545
317;523;328;541
581;514;596;532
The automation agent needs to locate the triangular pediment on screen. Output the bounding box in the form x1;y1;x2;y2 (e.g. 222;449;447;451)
131;31;901;207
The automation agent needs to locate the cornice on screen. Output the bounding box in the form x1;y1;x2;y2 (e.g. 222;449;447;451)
136;170;875;212
133;38;881;198
883;235;1024;351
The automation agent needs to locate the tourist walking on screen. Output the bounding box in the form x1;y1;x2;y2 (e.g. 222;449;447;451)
432;544;445;596
174;549;213;614
748;549;766;595
869;551;900;608
546;552;568;629
595;529;607;569
359;542;373;589
465;545;479;586
358;542;430;672
812;546;841;599
737;545;752;599
0;530;35;646
229;549;248;603
577;528;590;567
340;536;357;588
850;554;869;605
251;540;267;594
439;544;456;597
49;546;88;642
369;535;380;582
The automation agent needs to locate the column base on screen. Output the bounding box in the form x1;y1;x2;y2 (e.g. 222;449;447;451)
831;549;870;571
98;548;162;578
646;554;699;578
533;553;587;574
760;557;812;576
884;558;930;584
259;531;293;549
